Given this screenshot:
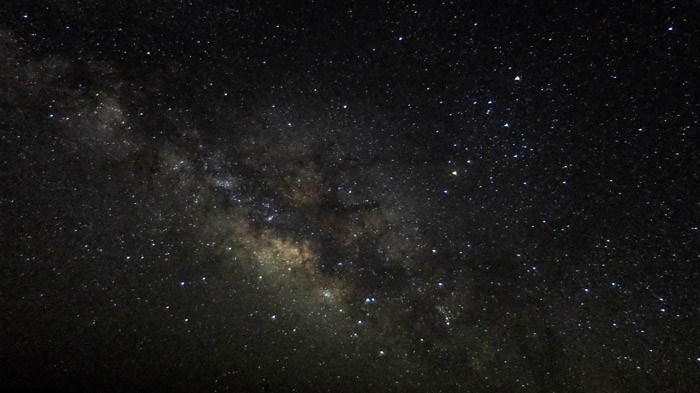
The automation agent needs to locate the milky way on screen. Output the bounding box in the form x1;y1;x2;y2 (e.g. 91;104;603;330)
0;2;698;392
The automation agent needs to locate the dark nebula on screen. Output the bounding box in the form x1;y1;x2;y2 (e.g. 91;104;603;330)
0;2;697;392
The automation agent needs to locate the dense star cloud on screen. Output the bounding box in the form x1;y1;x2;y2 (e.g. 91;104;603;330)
0;2;697;392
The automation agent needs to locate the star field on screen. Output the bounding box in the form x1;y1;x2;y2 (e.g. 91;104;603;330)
0;1;698;392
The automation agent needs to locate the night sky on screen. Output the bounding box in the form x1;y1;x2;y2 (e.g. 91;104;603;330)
0;1;698;392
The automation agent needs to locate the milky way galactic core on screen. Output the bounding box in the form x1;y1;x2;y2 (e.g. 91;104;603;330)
0;2;697;392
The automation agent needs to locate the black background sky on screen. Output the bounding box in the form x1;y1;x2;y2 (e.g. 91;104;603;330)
0;1;698;392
